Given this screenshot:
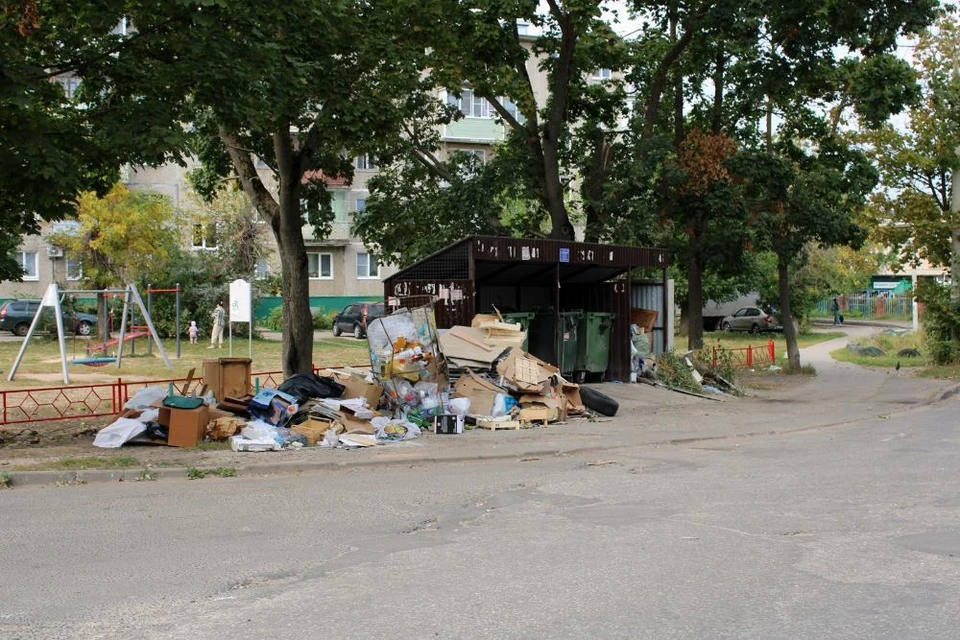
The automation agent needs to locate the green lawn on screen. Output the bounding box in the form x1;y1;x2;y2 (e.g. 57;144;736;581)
700;330;845;352
0;331;371;388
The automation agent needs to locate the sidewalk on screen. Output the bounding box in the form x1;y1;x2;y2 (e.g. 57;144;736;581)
5;325;957;488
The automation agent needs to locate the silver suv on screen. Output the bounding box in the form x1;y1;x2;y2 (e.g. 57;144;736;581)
0;299;97;337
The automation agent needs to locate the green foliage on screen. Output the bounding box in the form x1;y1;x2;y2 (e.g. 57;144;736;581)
0;471;11;489
313;311;335;331
856;11;959;271
263;307;284;331
654;350;703;393
187;466;236;479
917;280;960;365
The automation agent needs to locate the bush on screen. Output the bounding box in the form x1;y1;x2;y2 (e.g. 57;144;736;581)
917;280;960;365
312;310;335;331
263;306;284;331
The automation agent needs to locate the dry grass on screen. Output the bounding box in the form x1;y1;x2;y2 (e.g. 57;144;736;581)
0;333;371;388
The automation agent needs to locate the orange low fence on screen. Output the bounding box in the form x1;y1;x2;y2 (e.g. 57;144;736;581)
1;368;294;426
710;339;776;369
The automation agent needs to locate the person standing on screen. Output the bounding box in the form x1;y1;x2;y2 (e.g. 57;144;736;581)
188;320;198;344
209;300;226;348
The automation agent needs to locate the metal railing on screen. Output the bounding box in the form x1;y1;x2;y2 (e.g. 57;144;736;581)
709;339;776;369
1;369;292;426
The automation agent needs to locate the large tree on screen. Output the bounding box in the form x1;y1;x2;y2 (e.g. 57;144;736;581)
61;0;434;377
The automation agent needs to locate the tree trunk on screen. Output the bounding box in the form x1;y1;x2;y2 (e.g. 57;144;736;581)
778;259;801;371
582;127;608;243
275;184;314;377
686;233;704;350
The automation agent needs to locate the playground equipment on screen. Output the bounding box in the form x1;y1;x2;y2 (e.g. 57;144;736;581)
7;283;172;384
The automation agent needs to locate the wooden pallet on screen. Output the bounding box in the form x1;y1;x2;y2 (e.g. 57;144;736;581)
475;417;522;431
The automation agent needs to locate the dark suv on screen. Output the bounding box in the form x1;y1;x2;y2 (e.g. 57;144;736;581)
0;299;97;337
332;302;386;339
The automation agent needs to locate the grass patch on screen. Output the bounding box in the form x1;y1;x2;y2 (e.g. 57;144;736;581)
192;441;232;451
830;329;926;369
917;365;960;380
187;465;237;479
0;472;11;489
703;330;844;351
0;333;371;389
13;455;141;471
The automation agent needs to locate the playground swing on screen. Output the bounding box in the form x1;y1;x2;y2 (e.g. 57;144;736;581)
7;283;172;385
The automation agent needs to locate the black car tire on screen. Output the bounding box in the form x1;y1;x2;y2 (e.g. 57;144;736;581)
14;323;29;337
353;324;363;339
579;386;619;417
332;324;342;337
76;321;93;337
750;323;760;334
722;321;732;332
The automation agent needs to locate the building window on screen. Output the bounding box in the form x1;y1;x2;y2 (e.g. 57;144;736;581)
308;252;333;279
58;76;82;99
254;260;271;280
453;148;486;162
192;223;218;249
448;87;490;118
592;68;612;80
18;251;39;281
355;198;366;213
354;155;377;170
356;252;379;279
66;257;83;281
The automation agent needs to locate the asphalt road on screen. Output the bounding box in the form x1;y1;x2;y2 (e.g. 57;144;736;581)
1;326;958;639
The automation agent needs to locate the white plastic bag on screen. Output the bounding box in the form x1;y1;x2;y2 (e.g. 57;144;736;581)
123;386;168;411
93;418;148;448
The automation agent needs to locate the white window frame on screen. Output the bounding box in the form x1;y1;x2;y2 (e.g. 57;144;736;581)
356;252;380;280
355;198;366;213
308;252;333;280
18;251;39;281
354;155;377;170
191;222;219;250
592;68;612;80
65;257;83;281
454;148;486;162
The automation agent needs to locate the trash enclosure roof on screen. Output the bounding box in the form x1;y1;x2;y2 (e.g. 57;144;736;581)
386;236;670;287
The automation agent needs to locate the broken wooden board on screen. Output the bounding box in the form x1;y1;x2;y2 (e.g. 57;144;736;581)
475;417;522;431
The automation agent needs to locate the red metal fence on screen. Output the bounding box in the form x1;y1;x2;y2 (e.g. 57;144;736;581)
710;339;777;369
1;369;291;426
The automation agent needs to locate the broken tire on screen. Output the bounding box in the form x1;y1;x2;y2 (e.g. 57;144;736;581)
579;386;619;417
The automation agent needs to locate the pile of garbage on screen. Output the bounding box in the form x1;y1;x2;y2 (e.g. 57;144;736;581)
93;303;612;452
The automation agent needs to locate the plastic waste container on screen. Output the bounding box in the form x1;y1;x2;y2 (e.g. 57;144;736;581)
576;312;616;377
501;311;535;351
528;308;582;375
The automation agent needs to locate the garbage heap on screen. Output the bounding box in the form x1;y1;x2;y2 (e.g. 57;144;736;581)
93;304;598;452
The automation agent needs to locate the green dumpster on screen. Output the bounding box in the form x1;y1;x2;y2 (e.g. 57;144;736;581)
501;311;535;351
576;312;616;377
528;308;582;375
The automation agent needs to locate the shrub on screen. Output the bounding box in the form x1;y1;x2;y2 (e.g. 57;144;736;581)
312;310;335;330
263;306;284;331
917;280;960;365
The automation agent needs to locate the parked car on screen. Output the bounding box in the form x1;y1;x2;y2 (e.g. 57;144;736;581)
0;299;97;337
332;302;386;339
720;307;780;333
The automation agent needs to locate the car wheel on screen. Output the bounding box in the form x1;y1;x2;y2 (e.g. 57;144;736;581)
353;324;363;339
579;386;619;417
750;323;760;334
76;321;93;337
332;324;342;337
14;323;29;337
722;321;732;332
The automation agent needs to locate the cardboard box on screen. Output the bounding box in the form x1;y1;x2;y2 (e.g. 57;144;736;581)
166;405;210;447
320;369;384;408
292;417;337;445
453;369;508;416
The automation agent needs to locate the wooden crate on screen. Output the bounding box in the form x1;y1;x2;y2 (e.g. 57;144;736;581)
203;358;252;403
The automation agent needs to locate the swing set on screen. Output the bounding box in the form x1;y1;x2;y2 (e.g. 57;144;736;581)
6;283;173;385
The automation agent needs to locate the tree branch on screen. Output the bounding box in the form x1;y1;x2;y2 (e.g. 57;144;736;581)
219;127;280;226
